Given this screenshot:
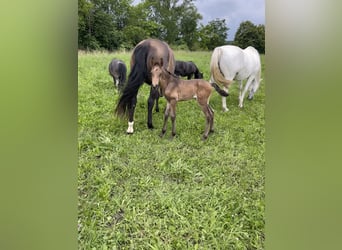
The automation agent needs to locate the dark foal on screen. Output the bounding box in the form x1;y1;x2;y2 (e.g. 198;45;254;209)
108;59;127;91
175;60;203;79
151;65;228;140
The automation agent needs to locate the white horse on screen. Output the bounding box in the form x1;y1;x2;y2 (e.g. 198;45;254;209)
210;45;262;111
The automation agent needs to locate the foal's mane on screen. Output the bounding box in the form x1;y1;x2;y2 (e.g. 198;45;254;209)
162;67;180;80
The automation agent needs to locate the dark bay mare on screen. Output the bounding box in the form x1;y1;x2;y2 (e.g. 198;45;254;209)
115;39;175;134
174;60;203;79
109;59;127;91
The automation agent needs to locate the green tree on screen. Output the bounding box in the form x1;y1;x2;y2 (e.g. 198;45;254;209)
198;19;229;50
234;21;265;53
78;0;131;50
122;2;162;49
144;0;202;47
255;24;265;53
78;0;97;49
177;0;202;50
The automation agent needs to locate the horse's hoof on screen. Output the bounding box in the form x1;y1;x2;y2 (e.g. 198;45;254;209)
222;108;229;112
155;108;159;112
126;131;133;135
202;135;208;141
147;124;154;129
160;131;166;138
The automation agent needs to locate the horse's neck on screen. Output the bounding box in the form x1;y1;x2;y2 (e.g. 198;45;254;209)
159;77;169;91
160;74;177;90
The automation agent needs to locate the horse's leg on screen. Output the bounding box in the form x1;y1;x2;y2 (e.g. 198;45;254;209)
248;79;255;100
112;77;117;88
170;100;177;138
155;91;160;112
222;86;229;112
200;103;212;140
147;86;158;129
127;95;137;134
239;77;254;108
248;78;261;100
208;105;215;133
160;102;170;137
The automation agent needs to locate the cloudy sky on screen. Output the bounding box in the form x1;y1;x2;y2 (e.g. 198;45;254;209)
132;0;265;40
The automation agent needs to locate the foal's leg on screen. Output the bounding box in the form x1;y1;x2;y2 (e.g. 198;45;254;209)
169;100;177;138
208;105;215;133
160;102;170;137
199;101;212;140
127;95;137;134
239;77;254;108
147;86;159;129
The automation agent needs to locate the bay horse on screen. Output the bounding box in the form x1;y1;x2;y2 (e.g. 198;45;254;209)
175;60;203;79
108;59;127;91
210;45;262;111
115;39;175;134
151;63;229;140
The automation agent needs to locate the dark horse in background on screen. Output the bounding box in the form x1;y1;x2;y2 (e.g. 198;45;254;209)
174;60;203;79
109;59;127;91
115;39;175;134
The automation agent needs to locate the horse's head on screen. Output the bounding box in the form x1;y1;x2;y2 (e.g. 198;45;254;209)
196;72;204;79
151;64;162;87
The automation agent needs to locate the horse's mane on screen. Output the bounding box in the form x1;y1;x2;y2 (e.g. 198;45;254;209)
162;68;181;82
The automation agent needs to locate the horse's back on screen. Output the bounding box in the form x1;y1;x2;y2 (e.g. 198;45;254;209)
215;45;246;79
109;59;120;75
243;46;261;78
216;45;261;80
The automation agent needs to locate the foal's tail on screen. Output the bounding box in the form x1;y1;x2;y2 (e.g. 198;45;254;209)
211;82;229;97
210;47;232;87
115;42;149;118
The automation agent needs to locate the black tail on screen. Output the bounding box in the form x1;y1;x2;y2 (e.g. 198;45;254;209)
115;43;150;118
211;82;229;97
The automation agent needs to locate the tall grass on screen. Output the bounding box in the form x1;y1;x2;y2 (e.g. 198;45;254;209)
78;50;265;249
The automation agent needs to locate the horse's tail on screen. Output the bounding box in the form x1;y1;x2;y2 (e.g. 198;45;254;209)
210;47;232;87
115;43;149;118
211;82;229;97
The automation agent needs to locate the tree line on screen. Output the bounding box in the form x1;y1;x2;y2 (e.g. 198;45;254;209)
78;0;265;53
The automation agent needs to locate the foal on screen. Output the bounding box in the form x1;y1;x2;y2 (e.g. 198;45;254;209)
108;59;127;91
175;60;203;79
151;65;228;140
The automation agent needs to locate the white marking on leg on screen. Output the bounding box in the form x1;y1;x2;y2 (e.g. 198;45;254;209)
126;121;134;134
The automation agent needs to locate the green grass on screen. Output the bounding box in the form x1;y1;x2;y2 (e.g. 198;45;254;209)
78;50;265;249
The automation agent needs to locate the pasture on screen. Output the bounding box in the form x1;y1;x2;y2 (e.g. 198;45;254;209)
78;50;265;249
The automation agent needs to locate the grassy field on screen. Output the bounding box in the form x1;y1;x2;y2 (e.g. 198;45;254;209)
78;50;265;249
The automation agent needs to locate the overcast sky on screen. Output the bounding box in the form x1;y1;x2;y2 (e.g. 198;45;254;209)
132;0;265;40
